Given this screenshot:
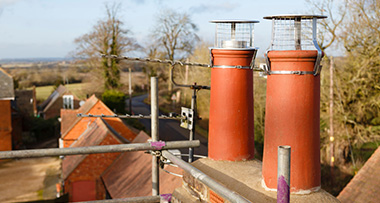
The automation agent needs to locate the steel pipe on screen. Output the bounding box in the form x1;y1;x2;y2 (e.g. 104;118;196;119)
0;140;200;159
277;146;291;203
80;195;160;203
162;150;250;203
78;113;184;120
188;87;197;163
151;77;160;196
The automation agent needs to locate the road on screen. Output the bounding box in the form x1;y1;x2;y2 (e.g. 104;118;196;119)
130;94;208;159
0;157;60;203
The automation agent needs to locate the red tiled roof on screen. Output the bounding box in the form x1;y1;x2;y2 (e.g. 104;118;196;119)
102;118;138;142
60;95;99;137
60;109;79;134
77;95;99;114
338;146;380;203
101;131;183;198
62;118;127;179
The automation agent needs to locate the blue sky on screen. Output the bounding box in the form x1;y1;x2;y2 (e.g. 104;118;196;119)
0;0;313;59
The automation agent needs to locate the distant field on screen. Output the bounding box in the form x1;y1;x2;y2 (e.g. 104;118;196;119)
33;83;88;101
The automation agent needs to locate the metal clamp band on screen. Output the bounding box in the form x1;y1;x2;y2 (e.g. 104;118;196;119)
268;71;315;75
212;65;252;69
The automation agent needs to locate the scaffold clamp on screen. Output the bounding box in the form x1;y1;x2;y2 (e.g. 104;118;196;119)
150;141;166;150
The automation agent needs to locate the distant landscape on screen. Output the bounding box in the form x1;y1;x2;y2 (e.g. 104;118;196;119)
0;57;73;64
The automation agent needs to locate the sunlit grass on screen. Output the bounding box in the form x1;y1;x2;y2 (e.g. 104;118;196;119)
33;83;88;101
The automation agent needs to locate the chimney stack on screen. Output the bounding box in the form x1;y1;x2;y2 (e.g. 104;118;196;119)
209;20;259;161
262;15;327;193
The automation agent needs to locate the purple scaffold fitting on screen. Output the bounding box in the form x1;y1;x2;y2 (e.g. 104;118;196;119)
150;141;166;150
160;193;172;201
277;175;290;203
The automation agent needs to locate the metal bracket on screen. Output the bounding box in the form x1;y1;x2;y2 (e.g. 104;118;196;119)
264;50;272;75
212;65;252;69
170;64;211;90
312;17;323;76
149;150;162;157
269;71;315;75
180;107;194;130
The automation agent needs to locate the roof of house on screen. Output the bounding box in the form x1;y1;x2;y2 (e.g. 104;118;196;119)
60;95;101;137
62;118;130;179
338;146;380;203
102;117;138;142
0;68;14;100
61;95;136;143
60;109;80;134
101;131;183;199
40;85;70;112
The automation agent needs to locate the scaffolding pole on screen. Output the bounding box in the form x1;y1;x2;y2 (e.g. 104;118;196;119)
151;77;160;196
188;86;197;162
80;195;160;203
277;145;291;203
162;150;250;203
0;140;200;159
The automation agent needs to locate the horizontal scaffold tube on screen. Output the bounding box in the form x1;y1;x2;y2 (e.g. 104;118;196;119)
79;195;161;203
0;140;200;159
162;150;251;203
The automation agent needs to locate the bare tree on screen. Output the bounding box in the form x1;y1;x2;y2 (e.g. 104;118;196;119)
74;3;139;90
306;0;347;52
151;9;199;93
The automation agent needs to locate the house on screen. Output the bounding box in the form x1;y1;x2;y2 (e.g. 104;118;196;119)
101;131;183;199
60;95;182;202
0;68;14;151
62;117;134;202
10;88;37;149
39;85;80;119
15;88;37;117
337;146;380;202
60;95;136;148
61;96;138;201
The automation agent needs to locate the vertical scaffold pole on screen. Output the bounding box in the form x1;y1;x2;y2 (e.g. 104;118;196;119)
151;77;159;196
129;68;133;114
277;145;291;203
188;85;197;162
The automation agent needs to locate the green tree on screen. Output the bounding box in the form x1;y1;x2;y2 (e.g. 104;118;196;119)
74;3;139;90
310;0;380;167
338;0;380;145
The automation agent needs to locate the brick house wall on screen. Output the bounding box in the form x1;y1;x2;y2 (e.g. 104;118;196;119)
15;89;37;117
64;134;122;202
0;100;12;151
11;113;23;149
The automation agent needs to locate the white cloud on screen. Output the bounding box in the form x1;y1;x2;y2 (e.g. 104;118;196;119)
189;2;239;14
0;0;24;8
0;0;24;17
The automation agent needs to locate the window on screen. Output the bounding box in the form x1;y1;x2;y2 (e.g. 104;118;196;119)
63;95;74;109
